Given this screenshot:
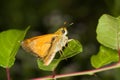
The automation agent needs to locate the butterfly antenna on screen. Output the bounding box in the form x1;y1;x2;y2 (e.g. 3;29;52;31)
63;21;74;28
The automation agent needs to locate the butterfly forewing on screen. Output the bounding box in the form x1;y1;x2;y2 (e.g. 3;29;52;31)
22;34;57;58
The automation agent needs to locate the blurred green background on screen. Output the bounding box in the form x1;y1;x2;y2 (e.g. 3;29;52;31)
0;0;120;80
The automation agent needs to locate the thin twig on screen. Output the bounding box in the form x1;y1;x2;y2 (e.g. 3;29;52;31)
31;62;120;80
6;68;10;80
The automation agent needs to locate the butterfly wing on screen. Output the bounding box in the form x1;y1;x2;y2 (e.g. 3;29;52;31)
21;34;57;58
42;35;61;65
43;35;68;65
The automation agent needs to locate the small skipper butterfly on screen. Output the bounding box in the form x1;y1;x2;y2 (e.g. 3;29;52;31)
21;27;68;66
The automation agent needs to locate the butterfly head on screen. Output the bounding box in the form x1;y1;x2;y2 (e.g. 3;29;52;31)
55;27;67;36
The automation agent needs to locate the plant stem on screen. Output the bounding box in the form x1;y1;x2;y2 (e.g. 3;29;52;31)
31;62;120;80
52;69;56;79
118;49;120;62
6;68;10;80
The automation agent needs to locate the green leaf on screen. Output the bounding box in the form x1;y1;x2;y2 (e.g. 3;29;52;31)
37;59;60;71
0;26;30;68
91;46;119;68
97;14;120;49
37;39;82;71
60;39;83;60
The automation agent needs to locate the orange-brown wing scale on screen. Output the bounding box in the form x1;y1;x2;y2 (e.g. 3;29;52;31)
21;34;57;58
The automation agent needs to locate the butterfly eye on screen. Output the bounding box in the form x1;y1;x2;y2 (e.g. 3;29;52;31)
61;29;65;34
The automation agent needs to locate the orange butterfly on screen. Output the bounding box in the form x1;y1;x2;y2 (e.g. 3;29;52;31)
21;27;68;66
